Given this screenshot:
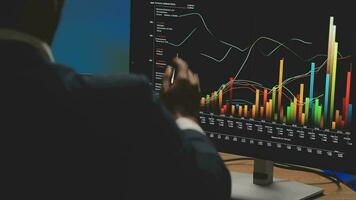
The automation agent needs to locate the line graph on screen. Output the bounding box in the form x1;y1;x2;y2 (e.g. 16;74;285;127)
167;11;351;84
167;28;198;47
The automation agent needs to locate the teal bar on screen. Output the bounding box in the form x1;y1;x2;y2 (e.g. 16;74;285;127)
309;63;316;122
323;74;330;122
349;104;353;124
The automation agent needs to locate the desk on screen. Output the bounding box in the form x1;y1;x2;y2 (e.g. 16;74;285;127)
221;153;355;200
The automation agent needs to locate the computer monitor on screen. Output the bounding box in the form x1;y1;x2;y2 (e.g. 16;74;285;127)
130;1;354;199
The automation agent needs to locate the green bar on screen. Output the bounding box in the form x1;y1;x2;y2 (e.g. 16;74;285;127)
272;88;276;116
214;91;218;112
314;99;319;126
329;42;338;122
290;102;295;122
287;106;291;123
317;106;321;126
206;95;210;110
274;113;278;121
305;98;310;123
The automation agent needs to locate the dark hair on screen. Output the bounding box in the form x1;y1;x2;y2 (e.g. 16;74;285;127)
0;0;65;44
0;1;27;28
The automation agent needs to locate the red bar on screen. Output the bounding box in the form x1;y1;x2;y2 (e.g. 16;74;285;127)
342;97;346;118
345;71;351;124
263;88;268;109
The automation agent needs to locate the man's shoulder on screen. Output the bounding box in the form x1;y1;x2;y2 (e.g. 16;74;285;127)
51;64;152;95
79;73;151;91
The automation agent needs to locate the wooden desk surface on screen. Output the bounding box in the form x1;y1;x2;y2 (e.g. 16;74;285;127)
221;153;355;200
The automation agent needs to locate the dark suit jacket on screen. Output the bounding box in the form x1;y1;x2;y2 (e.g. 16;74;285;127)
1;40;231;199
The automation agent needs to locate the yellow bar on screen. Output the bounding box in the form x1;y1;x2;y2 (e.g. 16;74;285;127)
299;84;304;123
293;97;298;122
255;89;260;117
232;105;236;116
252;105;256;119
301;113;305;126
244;105;248;118
238;106;243;117
272;88;276;116
218;90;223;109
260;107;264;118
329;26;337;77
329;42;338;122
327;17;335;74
269;99;273;119
332;121;336;129
278;59;284;113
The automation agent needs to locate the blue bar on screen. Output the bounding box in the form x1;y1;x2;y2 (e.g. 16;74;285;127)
349;104;353;124
309;63;316;122
323;74;330;121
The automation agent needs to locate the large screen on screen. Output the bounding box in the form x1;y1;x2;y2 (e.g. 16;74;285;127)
130;0;354;173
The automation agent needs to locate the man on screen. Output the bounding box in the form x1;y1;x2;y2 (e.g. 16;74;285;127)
0;1;231;199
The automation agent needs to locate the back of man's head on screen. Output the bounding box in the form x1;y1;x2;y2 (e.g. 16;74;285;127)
0;0;65;45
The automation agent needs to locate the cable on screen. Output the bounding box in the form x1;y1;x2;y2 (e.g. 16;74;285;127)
274;163;341;187
223;158;342;187
222;157;253;163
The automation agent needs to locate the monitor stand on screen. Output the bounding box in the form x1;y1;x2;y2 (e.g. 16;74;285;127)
231;159;324;200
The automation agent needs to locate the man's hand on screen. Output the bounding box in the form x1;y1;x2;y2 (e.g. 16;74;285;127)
160;58;201;121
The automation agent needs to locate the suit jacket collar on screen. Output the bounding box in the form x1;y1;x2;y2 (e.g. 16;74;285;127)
0;28;55;63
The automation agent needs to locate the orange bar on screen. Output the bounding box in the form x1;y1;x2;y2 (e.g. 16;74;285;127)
335;110;340;126
260;107;264;118
278;59;284;113
266;102;270;119
231;105;236;116
218;90;223;109
301;113;305;126
332;121;336;129
252;105;256;119
263;88;268;109
320;115;324;129
200;97;206;107
279;109;284;123
238;106;243;117
244;105;248;118
255;89;260;117
269;99;273;119
299;84;304;123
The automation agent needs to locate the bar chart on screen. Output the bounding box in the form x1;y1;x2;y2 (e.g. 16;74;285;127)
132;0;354;172
200;18;352;131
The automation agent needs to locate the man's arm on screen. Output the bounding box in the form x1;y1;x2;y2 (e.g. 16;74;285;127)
159;58;231;199
73;61;231;199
